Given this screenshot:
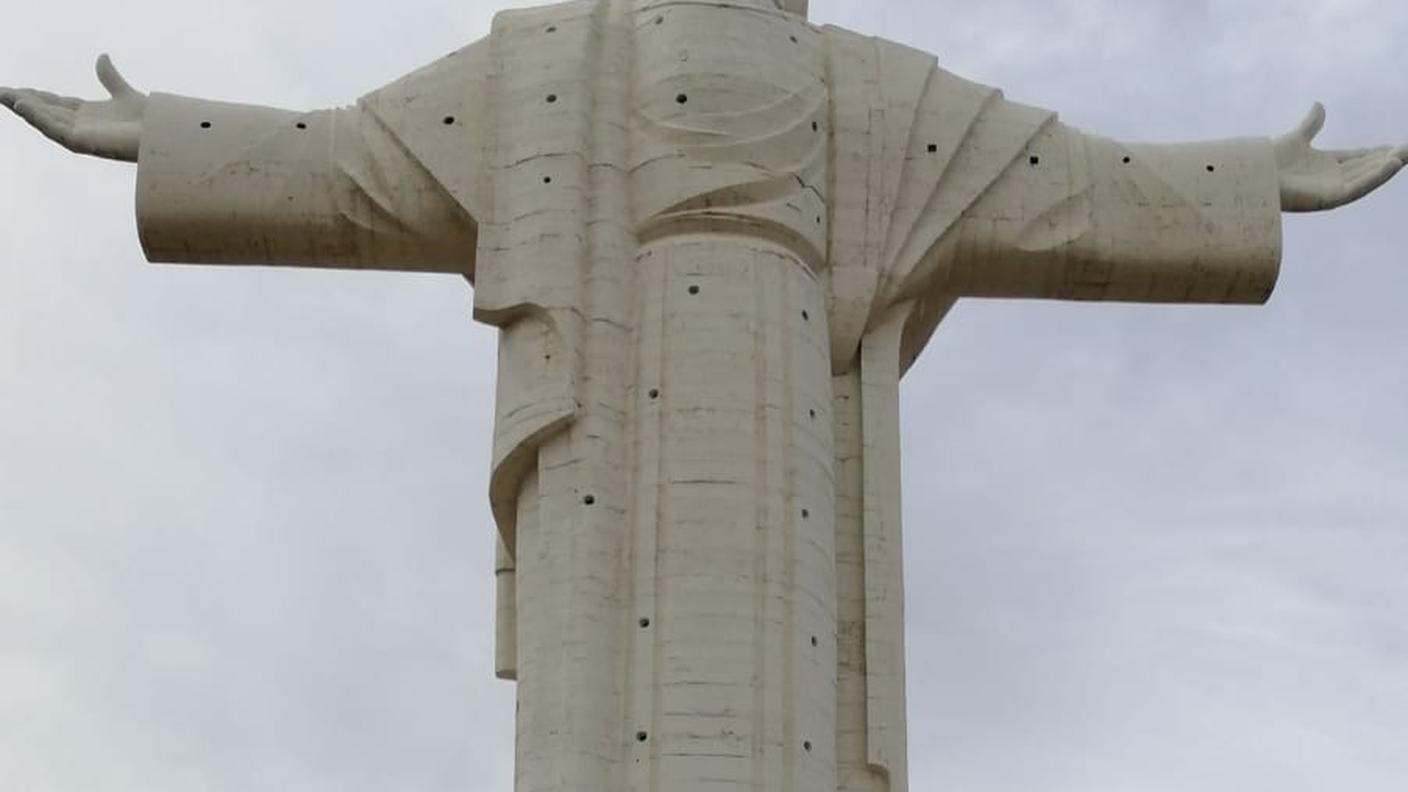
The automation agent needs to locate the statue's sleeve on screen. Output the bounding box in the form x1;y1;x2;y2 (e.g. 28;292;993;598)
134;41;489;275
825;42;1283;374
939;118;1283;304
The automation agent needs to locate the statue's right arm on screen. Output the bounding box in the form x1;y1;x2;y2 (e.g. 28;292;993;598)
2;53;484;276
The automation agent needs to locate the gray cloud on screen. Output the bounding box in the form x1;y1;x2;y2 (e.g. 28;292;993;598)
1;1;1405;789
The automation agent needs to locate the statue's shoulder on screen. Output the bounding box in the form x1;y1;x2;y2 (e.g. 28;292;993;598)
819;23;994;100
490;0;596;34
361;36;493;111
357;35;498;225
364;0;597;104
820;24;930;60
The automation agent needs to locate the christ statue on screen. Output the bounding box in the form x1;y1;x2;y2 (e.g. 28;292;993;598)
3;1;1403;790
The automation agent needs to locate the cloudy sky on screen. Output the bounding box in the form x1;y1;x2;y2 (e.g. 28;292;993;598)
1;0;1405;790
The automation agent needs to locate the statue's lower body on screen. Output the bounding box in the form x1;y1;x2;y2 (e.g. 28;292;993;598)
503;235;905;791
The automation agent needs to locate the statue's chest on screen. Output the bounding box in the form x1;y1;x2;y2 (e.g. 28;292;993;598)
629;3;830;262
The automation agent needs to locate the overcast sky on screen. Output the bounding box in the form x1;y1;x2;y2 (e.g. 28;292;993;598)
1;1;1405;790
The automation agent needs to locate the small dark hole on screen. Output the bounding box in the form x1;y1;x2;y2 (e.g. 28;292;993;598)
655;15;664;24
295;122;307;130
648;389;660;400
636;731;649;743
543;176;553;184
676;93;688;104
583;495;596;506
801;310;810;322
1029;155;1041;166
803;741;813;752
546;94;558;103
199;121;212;129
1122;156;1132;164
801;509;810;519
688;285;700;295
443;116;456;125
812;121;819;132
816;216;823;225
546;25;557;33
809;409;817;419
1206;164;1216;173
789;35;798;43
810;635;819;647
927;143;938;153
639;618;651;628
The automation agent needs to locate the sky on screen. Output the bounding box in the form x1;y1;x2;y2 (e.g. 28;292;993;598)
1;1;1405;790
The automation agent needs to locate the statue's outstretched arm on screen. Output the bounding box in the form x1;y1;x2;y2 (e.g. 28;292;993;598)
2;55;481;276
920;101;1405;306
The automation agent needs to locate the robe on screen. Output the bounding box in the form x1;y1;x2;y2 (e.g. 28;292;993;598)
133;1;1282;789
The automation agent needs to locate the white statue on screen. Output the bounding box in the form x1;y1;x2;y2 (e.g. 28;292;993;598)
3;1;1403;790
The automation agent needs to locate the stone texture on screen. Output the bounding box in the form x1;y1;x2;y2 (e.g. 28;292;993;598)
3;1;1404;790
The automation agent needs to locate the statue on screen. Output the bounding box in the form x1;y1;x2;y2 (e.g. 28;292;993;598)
3;1;1403;790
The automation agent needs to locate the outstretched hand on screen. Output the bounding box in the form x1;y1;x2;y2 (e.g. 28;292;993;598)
0;55;147;163
1276;103;1406;213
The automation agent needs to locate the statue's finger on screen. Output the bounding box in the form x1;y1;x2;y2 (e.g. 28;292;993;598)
95;54;137;98
27;89;82;111
0;87;21;111
1343;154;1380;182
1295;102;1327;142
1343;157;1404;205
13;99;72;148
1332;146;1389;165
12;98;40;126
1336;149;1406;193
32;102;73;139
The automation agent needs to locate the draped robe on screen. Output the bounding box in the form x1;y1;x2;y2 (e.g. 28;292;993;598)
132;1;1282;789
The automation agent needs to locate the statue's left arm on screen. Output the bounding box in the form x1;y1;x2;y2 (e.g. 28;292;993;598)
827;43;1405;371
933;103;1405;304
2;51;488;275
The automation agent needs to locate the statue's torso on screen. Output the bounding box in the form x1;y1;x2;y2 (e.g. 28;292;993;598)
385;6;936;788
630;1;829;268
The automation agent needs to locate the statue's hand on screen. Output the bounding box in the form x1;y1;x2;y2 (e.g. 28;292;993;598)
0;55;147;163
1276;103;1406;213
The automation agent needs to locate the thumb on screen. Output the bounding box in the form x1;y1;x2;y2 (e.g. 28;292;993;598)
1295;101;1327;143
96;54;137;98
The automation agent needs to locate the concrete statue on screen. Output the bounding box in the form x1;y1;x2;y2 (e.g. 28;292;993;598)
3;1;1404;789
